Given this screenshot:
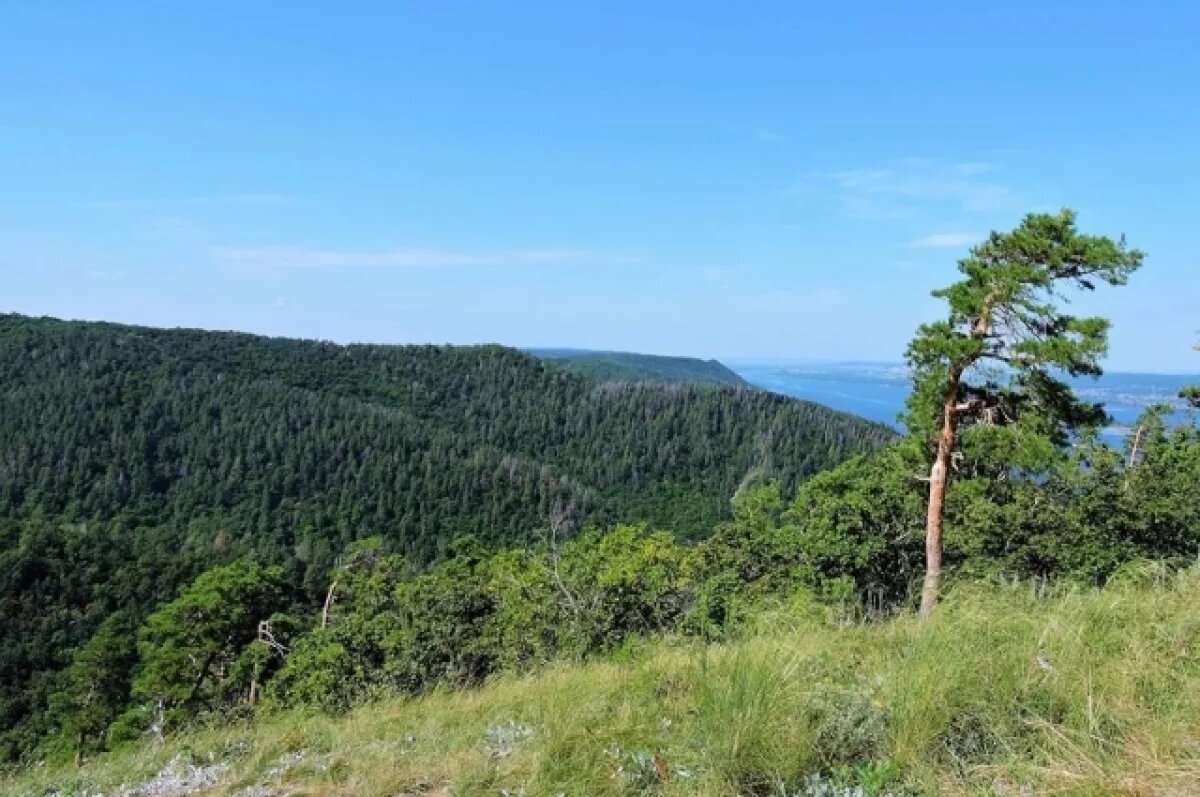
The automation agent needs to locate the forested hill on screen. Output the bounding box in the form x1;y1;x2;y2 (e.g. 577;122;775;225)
0;314;891;759
0;315;889;553
532;348;749;386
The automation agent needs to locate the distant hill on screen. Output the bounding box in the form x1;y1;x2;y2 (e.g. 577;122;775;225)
533;348;749;387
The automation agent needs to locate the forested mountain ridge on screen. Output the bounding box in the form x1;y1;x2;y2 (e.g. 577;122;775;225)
0;313;892;760
532;348;749;386
0;314;890;549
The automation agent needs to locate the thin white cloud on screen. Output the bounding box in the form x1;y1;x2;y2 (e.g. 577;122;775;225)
89;194;298;210
910;232;981;249
827;159;1019;219
212;245;631;269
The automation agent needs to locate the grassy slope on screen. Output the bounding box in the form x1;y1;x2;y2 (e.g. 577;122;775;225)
533;349;750;387
12;566;1200;796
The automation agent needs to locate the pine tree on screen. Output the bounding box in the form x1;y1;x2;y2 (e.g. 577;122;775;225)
52;611;137;764
131;559;288;728
904;210;1143;618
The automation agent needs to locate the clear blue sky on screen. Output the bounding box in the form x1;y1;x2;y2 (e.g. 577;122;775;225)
3;2;1198;371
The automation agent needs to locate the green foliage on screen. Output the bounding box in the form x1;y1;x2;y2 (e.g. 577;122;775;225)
3;414;1200;775
130;560;291;732
48;611;138;760
786;447;927;607
688;483;804;634
481;548;560;670
0;314;887;557
1183;343;1199;409
268;526;693;713
534;348;749;386
263;542;410;713
262;413;1200;724
382;539;501;691
943;415;1200;582
0;516;209;761
905;208;1143;459
23;569;1200;795
0;314;891;760
555;525;692;653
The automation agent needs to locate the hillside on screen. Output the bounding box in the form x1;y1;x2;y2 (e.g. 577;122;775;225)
0;314;892;761
0;316;889;551
532;348;749;387
10;566;1200;796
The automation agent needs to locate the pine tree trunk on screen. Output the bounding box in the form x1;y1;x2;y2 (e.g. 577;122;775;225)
919;393;959;620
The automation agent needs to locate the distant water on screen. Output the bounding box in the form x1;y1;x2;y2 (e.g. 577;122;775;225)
731;361;1199;442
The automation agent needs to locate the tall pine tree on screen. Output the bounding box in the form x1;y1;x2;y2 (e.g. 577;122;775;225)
904;210;1143;618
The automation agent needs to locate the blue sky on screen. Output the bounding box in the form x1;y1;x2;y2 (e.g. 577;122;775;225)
3;2;1198;372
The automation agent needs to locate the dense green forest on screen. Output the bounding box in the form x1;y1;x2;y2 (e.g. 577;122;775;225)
531;349;749;386
15;415;1200;772
0;314;890;762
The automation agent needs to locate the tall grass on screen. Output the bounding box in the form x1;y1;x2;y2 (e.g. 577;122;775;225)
9;565;1200;795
